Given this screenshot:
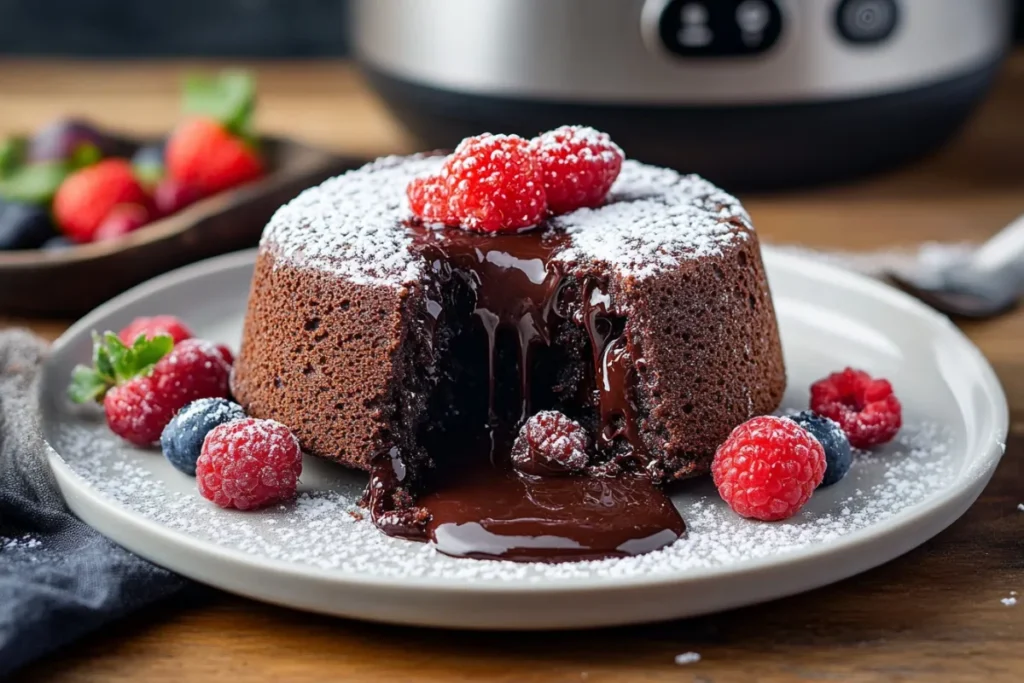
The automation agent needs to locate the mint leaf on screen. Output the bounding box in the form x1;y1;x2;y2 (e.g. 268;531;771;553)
0;136;27;178
0;162;70;205
183;70;256;137
68;330;175;404
132;334;173;372
68;365;109;404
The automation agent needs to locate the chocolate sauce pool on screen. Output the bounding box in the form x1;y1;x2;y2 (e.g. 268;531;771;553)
368;225;686;563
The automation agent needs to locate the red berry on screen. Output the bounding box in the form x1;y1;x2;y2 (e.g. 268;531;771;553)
442;134;547;233
101;339;231;446
407;175;455;225
510;410;590;476
151;338;231;409
118;315;193;345
103;377;175;447
532;126;623;214
196;418;302;510
53;159;149;243
93;203;151;242
711;416;826;522
153;178;203;217
810;368;902;448
166;117;264;196
215;343;234;367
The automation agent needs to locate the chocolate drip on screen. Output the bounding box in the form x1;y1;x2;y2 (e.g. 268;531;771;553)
412;226;567;430
578;280;647;460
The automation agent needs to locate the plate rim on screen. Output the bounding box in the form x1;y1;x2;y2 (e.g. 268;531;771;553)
42;246;1009;596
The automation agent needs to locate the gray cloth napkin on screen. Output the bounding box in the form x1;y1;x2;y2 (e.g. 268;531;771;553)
0;329;186;676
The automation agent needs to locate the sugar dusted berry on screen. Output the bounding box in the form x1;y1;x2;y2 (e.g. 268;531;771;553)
810;368;901;449
532;125;623;214
511;410;591;476
160;398;246;475
790;410;852;488
407;175;453;225
712;416;826;521
196;418;303;510
441;133;548;233
68;332;231;446
118;315;193;345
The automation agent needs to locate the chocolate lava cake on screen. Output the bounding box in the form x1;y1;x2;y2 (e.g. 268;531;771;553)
231;153;786;559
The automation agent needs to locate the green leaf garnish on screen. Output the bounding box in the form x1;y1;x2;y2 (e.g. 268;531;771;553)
67;331;174;404
0;136;27;179
183;70;256;138
0;162;70;205
69;142;102;170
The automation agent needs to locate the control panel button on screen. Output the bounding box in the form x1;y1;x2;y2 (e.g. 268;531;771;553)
836;0;899;44
655;0;782;57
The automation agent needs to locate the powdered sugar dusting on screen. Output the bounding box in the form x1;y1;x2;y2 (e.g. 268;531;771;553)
553;161;751;279
48;415;958;583
260;155;750;286
261;155;442;287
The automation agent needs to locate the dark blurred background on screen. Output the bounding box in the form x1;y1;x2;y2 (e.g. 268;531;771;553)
0;0;1021;56
0;0;351;56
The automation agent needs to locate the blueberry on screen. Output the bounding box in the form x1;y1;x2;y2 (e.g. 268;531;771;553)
0;201;57;250
790;410;852;488
160;398;246;475
131;143;166;186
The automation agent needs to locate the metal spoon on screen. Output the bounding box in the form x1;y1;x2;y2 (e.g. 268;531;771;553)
887;214;1024;319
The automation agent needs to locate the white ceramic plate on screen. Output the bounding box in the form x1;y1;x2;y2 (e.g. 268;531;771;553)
40;248;1008;629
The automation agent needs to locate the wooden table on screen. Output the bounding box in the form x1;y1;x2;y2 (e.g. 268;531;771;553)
3;57;1023;682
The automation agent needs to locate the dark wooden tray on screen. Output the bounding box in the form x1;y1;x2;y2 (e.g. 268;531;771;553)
0;137;363;316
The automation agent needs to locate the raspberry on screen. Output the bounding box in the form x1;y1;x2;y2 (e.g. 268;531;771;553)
441;134;547;233
532;126;623;214
151;339;232;412
160;398;246;475
69;332;231;446
511;410;590;476
810;368;902;449
407;175;455;225
104;377;175;448
215;343;234;367
790;410;852;488
196;418;303;510
118;315;193;345
711;416;826;521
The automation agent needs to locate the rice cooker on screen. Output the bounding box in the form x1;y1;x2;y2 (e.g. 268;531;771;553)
352;0;1013;189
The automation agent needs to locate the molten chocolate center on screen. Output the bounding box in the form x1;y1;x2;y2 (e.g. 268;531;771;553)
368;225;685;562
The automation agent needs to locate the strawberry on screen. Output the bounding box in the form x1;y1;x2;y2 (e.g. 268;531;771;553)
166;118;263;196
69;332;231;446
53;159;149;243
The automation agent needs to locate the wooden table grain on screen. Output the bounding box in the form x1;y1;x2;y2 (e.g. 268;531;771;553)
3;57;1023;683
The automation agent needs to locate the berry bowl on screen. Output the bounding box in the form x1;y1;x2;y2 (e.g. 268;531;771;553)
0;137;358;316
